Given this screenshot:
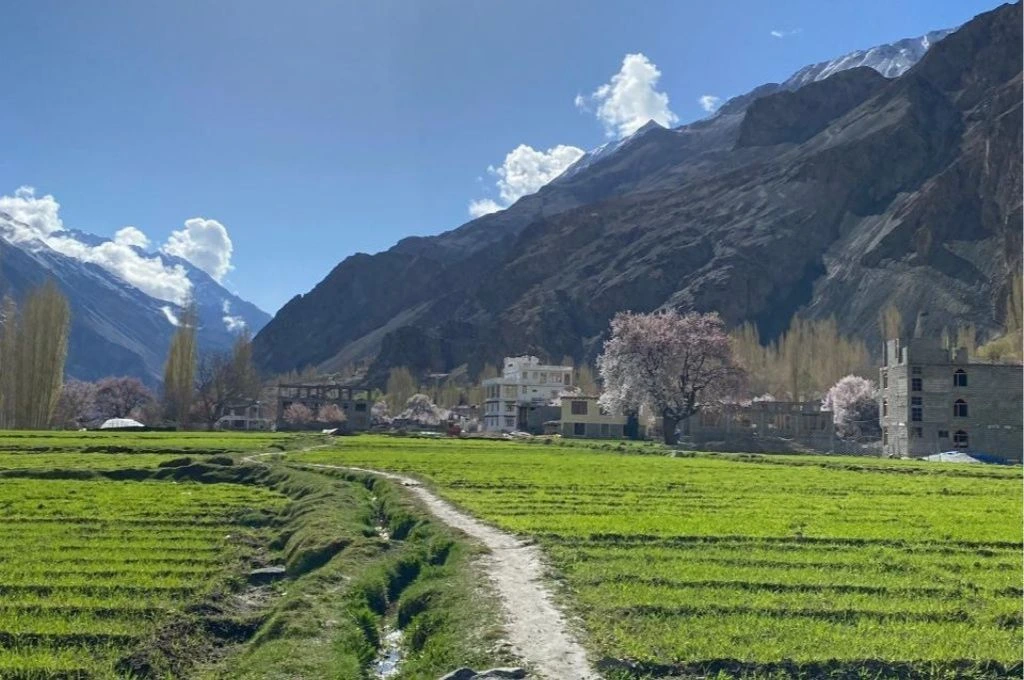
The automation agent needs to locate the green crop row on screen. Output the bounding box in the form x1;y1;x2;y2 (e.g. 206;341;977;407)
292;435;1024;672
0;473;287;678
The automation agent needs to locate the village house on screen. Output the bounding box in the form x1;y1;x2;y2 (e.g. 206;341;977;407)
482;356;572;432
215;400;273;431
879;337;1023;462
687;401;835;449
559;395;646;439
277;381;373;431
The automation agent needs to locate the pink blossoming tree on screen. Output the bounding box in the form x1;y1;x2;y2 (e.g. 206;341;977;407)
597;310;743;445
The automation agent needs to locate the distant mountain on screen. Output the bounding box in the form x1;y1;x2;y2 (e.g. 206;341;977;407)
253;3;1022;385
0;215;270;384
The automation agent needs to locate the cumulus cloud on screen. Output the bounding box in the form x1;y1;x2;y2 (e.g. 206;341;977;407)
161;217;233;282
576;53;679;139
113;226;149;249
0;187;194;305
468;198;503;218
467;144;585;217
770;28;801;38
698;95;722;113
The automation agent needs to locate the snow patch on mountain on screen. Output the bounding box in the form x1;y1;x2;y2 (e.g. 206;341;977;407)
782;28;955;89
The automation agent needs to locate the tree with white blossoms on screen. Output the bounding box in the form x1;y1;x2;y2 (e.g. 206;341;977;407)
821;375;880;440
598;310;743;445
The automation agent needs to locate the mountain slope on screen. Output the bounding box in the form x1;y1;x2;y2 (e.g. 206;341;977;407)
253;3;1022;383
0;216;270;384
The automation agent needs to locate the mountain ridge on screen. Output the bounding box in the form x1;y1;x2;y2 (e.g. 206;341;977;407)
253;3;1022;383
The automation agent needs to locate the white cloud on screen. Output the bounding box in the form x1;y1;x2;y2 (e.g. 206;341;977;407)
0;187;193;305
467;144;585;217
468;198;503;218
161;217;233;282
770;28;801;39
576;53;679;139
698;95;722;113
113;226;149;249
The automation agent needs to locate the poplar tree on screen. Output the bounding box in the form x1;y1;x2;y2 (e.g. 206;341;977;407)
0;297;18;428
163;301;198;429
18;281;71;429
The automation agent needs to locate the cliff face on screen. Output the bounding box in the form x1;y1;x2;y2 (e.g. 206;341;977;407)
254;3;1022;384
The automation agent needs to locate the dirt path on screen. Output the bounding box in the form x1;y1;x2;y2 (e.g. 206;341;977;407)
249;452;598;679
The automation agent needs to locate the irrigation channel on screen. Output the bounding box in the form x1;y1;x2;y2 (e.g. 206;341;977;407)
247;452;598;680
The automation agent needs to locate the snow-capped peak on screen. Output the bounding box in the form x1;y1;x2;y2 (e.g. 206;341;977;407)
782;28;955;90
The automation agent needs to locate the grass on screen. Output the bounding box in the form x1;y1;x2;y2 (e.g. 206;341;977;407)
0;431;508;679
0;475;286;678
292;435;1024;677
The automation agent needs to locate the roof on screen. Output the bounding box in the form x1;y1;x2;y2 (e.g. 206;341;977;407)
922;451;981;464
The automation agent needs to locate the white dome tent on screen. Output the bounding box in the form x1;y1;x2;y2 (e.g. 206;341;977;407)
98;418;145;430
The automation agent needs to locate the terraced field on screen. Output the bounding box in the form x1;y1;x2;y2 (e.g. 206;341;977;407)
294;437;1024;676
0;477;286;678
0;431;294;678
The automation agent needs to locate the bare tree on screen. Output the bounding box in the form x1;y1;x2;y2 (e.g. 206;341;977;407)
12;282;71;429
94;377;154;420
163;301;197;429
385;367;417;413
598;310;743;445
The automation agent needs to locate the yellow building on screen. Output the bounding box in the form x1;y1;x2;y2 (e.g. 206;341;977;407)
560;395;645;439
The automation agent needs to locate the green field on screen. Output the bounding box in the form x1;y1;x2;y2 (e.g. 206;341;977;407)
0;431;505;679
293;437;1024;676
0;476;286;678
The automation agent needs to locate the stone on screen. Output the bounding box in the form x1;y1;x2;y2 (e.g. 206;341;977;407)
438;669;478;680
477;669;527;679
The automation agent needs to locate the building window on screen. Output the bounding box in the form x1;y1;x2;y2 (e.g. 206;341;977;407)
911;366;922;375
882;427;888;445
600;423;610;437
355;403;367;412
573;422;586;436
912;427;923;438
953;430;969;448
938;430;949;439
911;378;923;392
504;416;515;427
563;373;571;385
953;399;968;418
911;396;922;406
506;403;515;413
882;399;888;417
911;406;922;422
881;371;888;388
954;369;967;387
571;400;588;415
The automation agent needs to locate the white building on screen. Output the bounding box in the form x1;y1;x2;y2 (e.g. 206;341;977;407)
482;356;573;432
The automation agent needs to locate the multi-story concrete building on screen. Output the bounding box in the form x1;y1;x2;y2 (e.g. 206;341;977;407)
880;338;1022;462
482;356;572;432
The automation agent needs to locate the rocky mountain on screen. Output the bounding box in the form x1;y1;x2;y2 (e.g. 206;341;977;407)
0;215;270;384
253;3;1022;384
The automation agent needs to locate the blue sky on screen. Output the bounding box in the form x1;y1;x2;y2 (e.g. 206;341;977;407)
0;0;1002;313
